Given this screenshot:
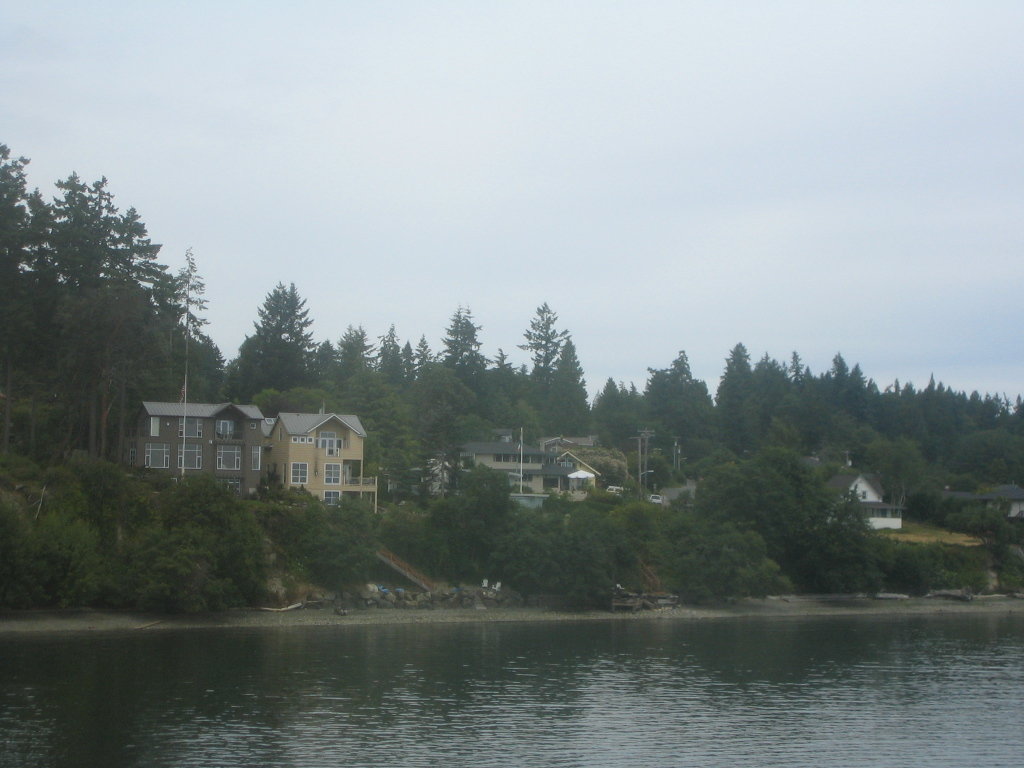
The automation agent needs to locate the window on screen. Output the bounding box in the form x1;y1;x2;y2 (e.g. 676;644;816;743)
319;431;339;455
291;462;308;485
144;443;169;468
128;446;137;465
251;445;261;471
291;435;314;444
178;417;202;438
324;490;341;505
178;443;202;470
217;445;241;470
149;416;160;437
250;421;257;430
216;419;237;439
324;463;341;484
220;478;242;495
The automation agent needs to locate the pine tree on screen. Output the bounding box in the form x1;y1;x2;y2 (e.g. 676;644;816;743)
442;306;487;394
413;335;435;377
376;324;405;387
644;350;714;457
228;283;313;401
0;146;31;453
546;338;590;434
716;343;755;455
520;302;568;393
337;325;375;382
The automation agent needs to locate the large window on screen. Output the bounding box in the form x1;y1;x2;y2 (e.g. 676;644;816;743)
178;417;202;438
291;462;308;485
324;463;341;484
324;490;341;506
215;419;237;439
319;431;339;456
178;443;202;470
217;444;241;470
251;445;261;471
144;443;170;468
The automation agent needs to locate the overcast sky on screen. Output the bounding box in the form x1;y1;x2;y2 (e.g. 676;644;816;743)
4;2;1022;400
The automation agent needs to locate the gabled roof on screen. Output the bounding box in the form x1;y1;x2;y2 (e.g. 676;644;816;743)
275;412;366;437
555;450;601;475
827;472;885;497
143;401;263;419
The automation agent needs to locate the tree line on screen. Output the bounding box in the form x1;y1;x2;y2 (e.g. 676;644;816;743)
3;142;1024;611
4;142;1023;497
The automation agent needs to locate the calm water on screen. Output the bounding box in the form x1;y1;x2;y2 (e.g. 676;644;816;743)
2;614;1023;767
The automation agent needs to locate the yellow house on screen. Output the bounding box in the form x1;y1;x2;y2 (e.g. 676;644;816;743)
264;412;377;509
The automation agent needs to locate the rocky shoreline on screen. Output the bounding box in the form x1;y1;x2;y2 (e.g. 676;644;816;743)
2;594;1023;635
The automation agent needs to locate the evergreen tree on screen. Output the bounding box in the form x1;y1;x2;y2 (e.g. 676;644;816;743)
337;325;375;383
413;335;435;377
401;341;417;383
309;340;339;385
376;325;405;387
519;302;568;395
228;283;313;401
0;146;31;453
44;173;171;458
546;338;590;434
592;378;645;451
716;343;755;455
644;351;714;460
442;306;487;394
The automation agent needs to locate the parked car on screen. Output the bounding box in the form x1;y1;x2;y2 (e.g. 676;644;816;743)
606;486;624;495
647;494;664;505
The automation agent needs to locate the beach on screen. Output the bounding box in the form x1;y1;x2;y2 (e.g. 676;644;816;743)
2;595;1022;635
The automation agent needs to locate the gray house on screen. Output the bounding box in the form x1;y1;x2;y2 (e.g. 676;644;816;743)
129;401;266;495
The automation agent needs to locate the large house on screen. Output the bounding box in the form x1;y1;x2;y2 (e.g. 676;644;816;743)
129;403;376;508
130;402;266;495
827;472;903;530
263;412;377;508
460;432;600;497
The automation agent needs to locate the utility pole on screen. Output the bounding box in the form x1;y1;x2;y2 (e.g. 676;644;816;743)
633;428;655;495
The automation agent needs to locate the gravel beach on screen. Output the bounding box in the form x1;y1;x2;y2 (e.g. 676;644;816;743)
3;596;1022;635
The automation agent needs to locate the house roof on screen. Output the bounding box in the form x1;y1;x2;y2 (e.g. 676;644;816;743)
946;484;1024;503
461;442;547;459
982;484;1024;501
143;401;264;420
556;450;600;475
827;472;885;497
275;412;366;437
539;435;598;450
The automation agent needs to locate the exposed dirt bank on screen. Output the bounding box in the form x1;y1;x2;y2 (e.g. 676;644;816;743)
3;595;1023;635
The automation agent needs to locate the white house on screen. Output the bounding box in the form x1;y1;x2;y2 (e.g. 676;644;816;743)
827;473;903;530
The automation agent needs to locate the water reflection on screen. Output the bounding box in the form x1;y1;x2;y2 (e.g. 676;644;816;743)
2;614;1023;767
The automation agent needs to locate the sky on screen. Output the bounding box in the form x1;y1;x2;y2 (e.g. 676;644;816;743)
4;2;1023;401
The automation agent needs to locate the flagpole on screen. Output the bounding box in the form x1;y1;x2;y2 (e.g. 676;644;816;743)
180;249;192;479
519;426;524;494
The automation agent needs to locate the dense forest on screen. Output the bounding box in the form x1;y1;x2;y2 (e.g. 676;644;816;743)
2;144;1023;611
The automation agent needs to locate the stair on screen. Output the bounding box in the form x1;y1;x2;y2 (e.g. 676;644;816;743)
375;547;438;592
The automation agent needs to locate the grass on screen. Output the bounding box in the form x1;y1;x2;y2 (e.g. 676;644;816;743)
880;520;982;547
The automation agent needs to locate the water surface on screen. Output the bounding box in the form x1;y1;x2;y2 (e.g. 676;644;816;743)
2;614;1022;767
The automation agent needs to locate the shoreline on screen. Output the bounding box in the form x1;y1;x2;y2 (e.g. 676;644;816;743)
3;595;1023;635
